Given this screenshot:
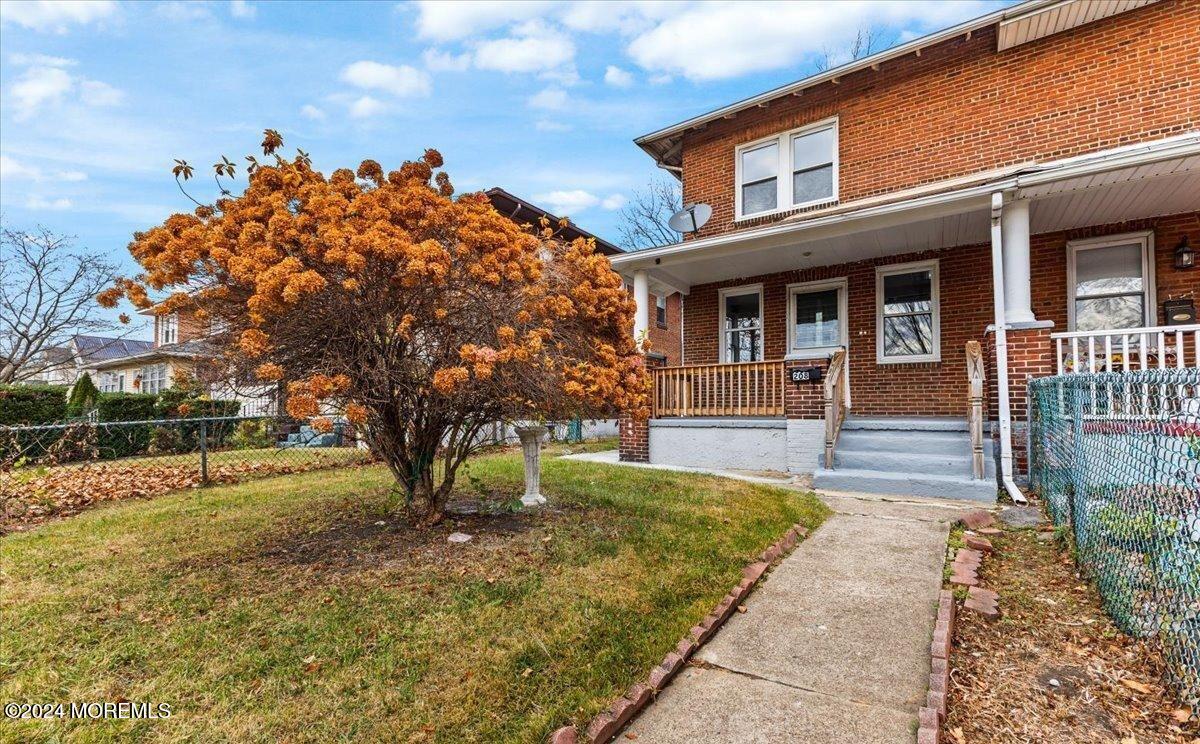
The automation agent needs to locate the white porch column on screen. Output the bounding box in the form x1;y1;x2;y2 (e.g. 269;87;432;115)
1001;198;1035;324
632;269;650;349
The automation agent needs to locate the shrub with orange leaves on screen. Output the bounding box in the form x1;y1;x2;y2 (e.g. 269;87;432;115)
102;131;646;526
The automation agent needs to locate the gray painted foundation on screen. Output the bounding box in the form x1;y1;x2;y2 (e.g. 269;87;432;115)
649;417;823;474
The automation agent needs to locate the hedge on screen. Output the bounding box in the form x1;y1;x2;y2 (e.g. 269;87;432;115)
0;385;68;425
96;393;160;422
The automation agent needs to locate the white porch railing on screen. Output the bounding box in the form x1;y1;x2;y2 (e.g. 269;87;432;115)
1053;324;1200;375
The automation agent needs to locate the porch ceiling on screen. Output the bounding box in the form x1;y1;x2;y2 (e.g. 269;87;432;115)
617;137;1200;291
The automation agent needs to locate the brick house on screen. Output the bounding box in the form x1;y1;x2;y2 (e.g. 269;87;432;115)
611;0;1199;501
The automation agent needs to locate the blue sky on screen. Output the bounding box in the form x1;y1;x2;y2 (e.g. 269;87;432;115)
0;0;1009;329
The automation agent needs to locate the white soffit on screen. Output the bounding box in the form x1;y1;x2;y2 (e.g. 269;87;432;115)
997;0;1158;50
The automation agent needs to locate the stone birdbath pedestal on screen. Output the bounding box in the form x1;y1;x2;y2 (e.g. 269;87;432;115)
514;424;549;507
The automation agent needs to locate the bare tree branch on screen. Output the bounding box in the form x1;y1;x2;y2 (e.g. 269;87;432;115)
616;177;682;251
0;226;119;384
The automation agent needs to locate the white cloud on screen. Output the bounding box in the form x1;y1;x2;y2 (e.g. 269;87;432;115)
79;79;124;106
10;66;74;118
472;20;575;74
25;195;73;210
341;61;431;97
155;1;213;22
603;65;634;88
648;73;672;85
413;0;553;42
8;63;124;120
528;87;568;111
535;189;600;215
300;104;326;120
422;48;471;72
230;0;256;19
1;155;89;182
601;193;627;210
535;119;571;133
626;1;995;81
0;0;117;32
7;52;75;67
348;95;386;119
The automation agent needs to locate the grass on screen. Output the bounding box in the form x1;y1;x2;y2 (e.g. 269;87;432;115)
1;445;828;743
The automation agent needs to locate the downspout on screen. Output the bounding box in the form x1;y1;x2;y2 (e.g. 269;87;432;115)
989;192;1029;505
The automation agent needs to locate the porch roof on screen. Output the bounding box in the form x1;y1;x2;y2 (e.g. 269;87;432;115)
611;133;1200;293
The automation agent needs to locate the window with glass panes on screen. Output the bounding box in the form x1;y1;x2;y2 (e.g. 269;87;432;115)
736;118;837;218
788;280;845;355
877;262;940;363
1068;233;1152;332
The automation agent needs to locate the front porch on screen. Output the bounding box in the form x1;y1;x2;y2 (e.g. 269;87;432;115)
614;136;1200;497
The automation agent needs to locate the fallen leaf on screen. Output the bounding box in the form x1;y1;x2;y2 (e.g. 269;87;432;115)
1120;678;1152;695
1171;708;1192;723
949;727;965;744
736;605;748;613
521;668;532;678
301;654;317;664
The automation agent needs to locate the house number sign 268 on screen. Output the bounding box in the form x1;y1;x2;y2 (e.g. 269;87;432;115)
789;366;823;383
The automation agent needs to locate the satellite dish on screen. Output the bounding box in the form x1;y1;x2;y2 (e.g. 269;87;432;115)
668;202;712;235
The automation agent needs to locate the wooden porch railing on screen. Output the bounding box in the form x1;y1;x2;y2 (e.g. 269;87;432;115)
965;340;985;480
823;349;849;468
651;360;785;417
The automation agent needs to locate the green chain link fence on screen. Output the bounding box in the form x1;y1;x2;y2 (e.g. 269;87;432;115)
1029;368;1200;714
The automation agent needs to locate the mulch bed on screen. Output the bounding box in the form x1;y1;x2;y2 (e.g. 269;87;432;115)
946;512;1198;743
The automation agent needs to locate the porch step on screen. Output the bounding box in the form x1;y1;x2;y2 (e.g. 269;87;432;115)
826;449;996;478
842;416;968;432
813;468;998;503
836;429;973;457
815;416;997;502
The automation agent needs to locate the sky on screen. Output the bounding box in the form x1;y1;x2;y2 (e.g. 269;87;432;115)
0;0;1011;331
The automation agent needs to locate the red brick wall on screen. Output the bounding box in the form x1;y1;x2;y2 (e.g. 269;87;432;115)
680;212;1199;418
679;1;1198;240
646;292;682;366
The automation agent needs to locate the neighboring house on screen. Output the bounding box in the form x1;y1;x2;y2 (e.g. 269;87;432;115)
83;308;276;414
486;187;684;365
22;335;155;387
610;0;1199;501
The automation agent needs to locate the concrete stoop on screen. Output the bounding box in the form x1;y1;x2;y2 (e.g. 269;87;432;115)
815;417;998;502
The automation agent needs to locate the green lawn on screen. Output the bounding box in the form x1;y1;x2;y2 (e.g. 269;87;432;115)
1;447;827;742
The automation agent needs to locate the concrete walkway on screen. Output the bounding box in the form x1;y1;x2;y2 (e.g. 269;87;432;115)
624;490;977;744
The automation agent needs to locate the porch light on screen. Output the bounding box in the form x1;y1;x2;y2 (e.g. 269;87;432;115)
1174;235;1195;269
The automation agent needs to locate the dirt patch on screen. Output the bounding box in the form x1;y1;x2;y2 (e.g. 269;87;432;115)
945;510;1197;743
255;499;576;572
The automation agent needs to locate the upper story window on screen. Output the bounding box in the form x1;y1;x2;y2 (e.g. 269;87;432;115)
1067;232;1155;332
736;117;838;219
158;314;179;346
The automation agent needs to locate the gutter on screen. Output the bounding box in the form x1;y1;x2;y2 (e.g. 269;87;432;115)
988;192;1029;506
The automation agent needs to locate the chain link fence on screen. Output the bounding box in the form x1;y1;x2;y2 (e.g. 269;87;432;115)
1029;368;1200;714
1;415;371;531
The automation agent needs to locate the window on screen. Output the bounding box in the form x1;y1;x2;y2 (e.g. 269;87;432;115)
655;294;668;327
736;117;838;218
158;314;178;345
787;279;847;357
1067;232;1154;332
720;285;763;363
877;260;940;363
140;363;168;395
99;372;122;393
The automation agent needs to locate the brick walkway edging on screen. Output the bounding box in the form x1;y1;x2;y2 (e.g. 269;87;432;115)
920;509;1001;744
548;523;811;744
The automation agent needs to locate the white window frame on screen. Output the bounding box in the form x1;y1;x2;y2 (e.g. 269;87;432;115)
655;294;668;327
718;284;764;363
140;363;168;395
785;278;848;359
1065;231;1155;332
99;371;121;393
735;116;839;220
158;314;178;346
876;259;941;364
